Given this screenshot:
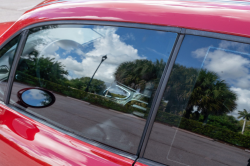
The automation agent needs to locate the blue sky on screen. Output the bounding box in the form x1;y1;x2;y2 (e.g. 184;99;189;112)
175;35;250;117
35;25;177;83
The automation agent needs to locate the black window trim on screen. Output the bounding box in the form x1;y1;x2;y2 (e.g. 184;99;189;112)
136;34;184;158
1;20;250;164
3;30;29;104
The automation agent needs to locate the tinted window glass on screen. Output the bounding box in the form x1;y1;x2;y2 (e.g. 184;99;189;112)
0;35;20;101
144;35;250;166
10;25;177;154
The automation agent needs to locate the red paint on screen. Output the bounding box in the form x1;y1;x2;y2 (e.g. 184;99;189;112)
134;162;148;166
0;0;249;165
0;104;135;166
0;22;15;37
35;0;58;6
1;0;250;46
1;110;40;141
33;0;64;9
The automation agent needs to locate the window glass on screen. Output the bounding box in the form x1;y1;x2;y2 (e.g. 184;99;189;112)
10;25;177;154
144;35;250;165
0;35;20;100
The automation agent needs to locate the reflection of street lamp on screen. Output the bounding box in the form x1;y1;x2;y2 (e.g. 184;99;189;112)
85;55;107;92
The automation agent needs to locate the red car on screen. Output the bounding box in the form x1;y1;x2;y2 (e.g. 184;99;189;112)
1;0;250;166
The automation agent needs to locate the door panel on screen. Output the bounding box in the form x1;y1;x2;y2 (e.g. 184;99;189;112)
9;24;177;155
0;23;178;165
143;35;250;166
0;104;135;166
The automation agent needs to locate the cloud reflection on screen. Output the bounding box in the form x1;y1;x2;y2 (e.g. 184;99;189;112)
32;26;144;83
192;41;250;117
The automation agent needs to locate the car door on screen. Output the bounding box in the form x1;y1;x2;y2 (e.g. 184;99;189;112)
0;22;178;165
135;32;250;166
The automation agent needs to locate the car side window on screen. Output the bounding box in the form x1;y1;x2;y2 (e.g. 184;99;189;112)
0;35;20;101
144;35;250;166
9;25;177;154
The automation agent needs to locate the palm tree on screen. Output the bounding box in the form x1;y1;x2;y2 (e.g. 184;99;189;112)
238;109;250;134
185;69;237;122
114;59;165;92
163;64;198;115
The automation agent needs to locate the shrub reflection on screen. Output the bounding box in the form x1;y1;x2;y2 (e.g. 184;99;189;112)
11;25;178;154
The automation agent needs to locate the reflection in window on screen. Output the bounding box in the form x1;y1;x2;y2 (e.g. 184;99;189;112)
144;35;250;166
0;35;20;100
19;88;54;107
10;25;177;154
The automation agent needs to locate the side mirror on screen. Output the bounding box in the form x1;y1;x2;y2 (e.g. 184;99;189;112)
17;88;55;108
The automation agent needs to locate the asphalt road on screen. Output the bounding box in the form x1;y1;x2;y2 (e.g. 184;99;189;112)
0;0;43;23
9;82;250;166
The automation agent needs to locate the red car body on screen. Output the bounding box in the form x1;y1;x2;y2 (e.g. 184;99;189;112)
0;0;250;166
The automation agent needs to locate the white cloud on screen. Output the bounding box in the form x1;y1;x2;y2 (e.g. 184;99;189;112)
192;46;250;89
59;56;84;72
26;27;102;57
219;41;250;53
75;48;85;56
23;89;46;101
192;41;250;117
204;50;250;81
76;27;144;82
85;27;142;65
230;87;250;117
192;46;210;58
29;26;144;83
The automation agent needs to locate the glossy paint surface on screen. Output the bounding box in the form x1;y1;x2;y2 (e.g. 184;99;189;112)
0;22;15;37
0;1;250;166
1;0;250;46
0;103;135;166
134;162;148;166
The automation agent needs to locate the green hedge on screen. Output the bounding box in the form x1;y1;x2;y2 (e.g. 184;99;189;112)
16;71;144;114
154;111;182;126
16;71;250;149
154;111;250;149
